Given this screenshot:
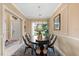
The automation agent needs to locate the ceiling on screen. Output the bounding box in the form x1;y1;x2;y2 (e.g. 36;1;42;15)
15;3;59;19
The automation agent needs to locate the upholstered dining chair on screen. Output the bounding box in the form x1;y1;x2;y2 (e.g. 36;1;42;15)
35;44;48;56
43;44;48;56
24;33;39;55
35;40;49;56
48;35;57;55
22;36;34;55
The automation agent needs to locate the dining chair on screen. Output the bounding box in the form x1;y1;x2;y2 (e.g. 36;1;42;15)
35;44;48;56
43;44;48;56
48;35;57;55
35;45;41;56
22;36;34;55
35;40;49;56
25;33;39;55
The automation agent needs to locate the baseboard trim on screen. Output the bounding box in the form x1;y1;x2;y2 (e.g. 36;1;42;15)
54;46;65;56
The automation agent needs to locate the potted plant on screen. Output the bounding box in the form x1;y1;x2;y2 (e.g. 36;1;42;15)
34;24;49;40
34;24;43;40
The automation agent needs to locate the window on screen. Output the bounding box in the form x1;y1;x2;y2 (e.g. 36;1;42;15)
32;22;49;42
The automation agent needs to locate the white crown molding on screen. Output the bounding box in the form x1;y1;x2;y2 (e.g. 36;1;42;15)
3;4;26;20
50;3;63;18
11;3;28;20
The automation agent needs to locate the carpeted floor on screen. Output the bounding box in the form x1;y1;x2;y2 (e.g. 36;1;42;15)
12;45;62;56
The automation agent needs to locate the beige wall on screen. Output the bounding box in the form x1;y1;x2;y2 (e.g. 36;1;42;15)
1;3;29;56
26;20;31;34
0;3;2;56
49;3;79;55
68;4;79;38
22;19;31;34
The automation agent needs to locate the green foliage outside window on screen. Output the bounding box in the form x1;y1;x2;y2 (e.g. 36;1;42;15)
34;24;49;36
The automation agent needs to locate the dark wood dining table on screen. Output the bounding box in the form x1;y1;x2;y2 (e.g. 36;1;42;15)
36;39;49;45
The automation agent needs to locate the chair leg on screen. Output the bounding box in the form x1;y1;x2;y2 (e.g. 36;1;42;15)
24;47;27;54
31;48;33;55
52;46;55;56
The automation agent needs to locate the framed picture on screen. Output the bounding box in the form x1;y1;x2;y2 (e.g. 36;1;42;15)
54;14;61;30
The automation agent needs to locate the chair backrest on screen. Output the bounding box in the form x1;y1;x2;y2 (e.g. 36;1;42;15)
22;36;31;47
25;34;31;43
49;35;57;47
48;34;54;43
26;33;31;38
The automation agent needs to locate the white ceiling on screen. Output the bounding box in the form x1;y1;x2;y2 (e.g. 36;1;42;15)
15;3;59;19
